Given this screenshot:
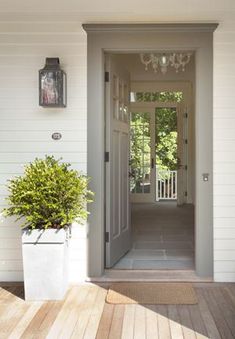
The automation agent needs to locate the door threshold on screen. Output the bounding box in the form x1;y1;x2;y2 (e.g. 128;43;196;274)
86;269;213;283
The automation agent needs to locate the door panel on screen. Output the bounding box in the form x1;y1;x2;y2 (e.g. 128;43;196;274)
105;54;131;268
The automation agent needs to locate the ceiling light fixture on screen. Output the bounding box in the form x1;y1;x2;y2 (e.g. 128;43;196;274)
140;52;192;74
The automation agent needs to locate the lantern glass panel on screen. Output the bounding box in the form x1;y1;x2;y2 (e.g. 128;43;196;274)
39;60;66;108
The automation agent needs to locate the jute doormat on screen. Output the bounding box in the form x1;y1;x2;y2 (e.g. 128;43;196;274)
106;283;197;305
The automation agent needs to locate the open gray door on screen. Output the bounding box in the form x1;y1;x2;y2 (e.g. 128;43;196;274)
105;54;131;268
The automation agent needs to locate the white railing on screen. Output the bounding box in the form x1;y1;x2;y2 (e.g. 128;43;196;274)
156;169;177;200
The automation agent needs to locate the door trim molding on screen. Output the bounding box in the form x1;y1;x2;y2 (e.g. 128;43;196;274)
84;23;218;279
83;23;218;33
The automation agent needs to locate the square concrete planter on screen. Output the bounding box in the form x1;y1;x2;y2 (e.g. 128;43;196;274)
22;228;70;301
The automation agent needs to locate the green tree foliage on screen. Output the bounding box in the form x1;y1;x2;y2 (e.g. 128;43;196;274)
130;92;181;190
130;112;151;192
156;107;177;171
3;156;94;229
135;91;182;103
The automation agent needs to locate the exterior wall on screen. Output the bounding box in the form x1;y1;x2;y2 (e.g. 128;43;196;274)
0;21;87;282
214;22;235;282
0;11;234;282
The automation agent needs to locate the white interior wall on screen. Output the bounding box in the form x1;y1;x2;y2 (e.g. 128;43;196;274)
0;1;234;281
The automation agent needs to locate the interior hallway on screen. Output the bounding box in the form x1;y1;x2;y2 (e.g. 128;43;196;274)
113;202;194;270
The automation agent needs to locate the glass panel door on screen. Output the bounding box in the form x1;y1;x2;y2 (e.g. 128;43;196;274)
155;107;178;201
130;109;155;203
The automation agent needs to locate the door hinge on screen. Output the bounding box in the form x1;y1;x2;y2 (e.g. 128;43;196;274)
105;232;109;243
105;151;109;162
105;71;109;82
184;112;188;118
184;191;188;197
184;139;188;144
185;165;188;170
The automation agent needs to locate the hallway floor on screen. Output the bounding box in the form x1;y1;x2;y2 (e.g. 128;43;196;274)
113;202;194;270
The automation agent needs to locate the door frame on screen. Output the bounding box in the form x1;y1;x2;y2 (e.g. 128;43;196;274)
83;23;218;279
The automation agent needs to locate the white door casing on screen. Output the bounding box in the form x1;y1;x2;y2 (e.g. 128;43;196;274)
105;54;131;268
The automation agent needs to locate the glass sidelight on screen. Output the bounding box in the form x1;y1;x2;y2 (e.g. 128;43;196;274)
155;107;178;201
129;110;155;202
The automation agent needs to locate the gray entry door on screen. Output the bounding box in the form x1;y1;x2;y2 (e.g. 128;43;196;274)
105;54;131;268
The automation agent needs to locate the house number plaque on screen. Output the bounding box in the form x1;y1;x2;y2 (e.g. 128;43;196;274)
52;132;62;140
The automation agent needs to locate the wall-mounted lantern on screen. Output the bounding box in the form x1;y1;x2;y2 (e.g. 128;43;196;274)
39;58;66;107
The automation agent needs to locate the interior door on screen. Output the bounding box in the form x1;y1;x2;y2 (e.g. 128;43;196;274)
129;108;155;203
105;54;131;268
177;103;188;205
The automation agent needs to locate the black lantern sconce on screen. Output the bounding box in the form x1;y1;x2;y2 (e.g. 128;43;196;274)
39;58;66;107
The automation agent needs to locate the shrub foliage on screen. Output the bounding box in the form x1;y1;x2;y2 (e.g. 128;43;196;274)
3;156;93;229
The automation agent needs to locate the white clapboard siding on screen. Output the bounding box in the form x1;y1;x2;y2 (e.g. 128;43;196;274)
214;239;235;250
214;273;235;282
214;174;235;185
214;228;235;239
0;22;85;33
213;163;235;173
0;152;87;164
0;162;86;173
214;151;235;162
0;130;87;142
214;21;235;282
214;195;235;206
0;120;86;131
214;218;235;228
0;238;22;249
0;20;88;282
214;250;235;261
214;207;235;218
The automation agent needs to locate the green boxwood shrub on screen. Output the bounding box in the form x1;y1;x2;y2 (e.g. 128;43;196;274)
3;156;94;229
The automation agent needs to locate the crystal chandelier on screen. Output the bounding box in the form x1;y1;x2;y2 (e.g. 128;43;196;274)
140;52;192;74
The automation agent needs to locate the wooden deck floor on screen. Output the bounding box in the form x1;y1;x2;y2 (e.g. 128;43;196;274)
0;283;234;338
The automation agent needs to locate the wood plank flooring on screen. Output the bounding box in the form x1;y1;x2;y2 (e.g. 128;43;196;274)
0;283;234;338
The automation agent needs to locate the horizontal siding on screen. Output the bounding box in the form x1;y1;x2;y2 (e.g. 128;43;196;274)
214;272;235;282
214;261;235;272
0;21;87;282
214;218;235;228
214;21;235;282
214;250;235;261
214;239;235;250
214;228;235;238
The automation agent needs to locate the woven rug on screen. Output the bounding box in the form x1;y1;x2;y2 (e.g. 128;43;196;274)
106;282;197;304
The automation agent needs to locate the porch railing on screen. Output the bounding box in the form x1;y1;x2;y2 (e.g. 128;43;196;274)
156;169;177;201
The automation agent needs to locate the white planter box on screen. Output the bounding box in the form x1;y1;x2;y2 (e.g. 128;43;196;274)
22;228;70;301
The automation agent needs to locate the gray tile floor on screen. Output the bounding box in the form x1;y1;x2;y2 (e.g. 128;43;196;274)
113;202;195;270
